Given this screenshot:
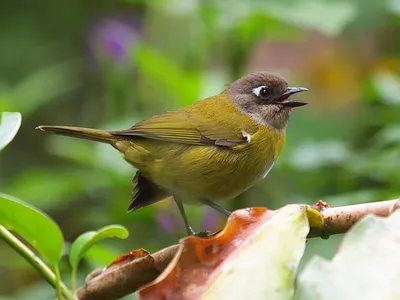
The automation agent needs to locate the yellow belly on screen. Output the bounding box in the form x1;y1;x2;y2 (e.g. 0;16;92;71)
156;145;275;200
118;126;285;202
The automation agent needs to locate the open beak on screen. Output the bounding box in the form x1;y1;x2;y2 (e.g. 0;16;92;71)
276;87;308;107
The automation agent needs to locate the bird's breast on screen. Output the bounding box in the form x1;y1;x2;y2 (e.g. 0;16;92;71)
244;125;285;183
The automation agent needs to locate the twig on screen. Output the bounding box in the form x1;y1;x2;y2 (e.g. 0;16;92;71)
77;199;400;300
308;198;399;238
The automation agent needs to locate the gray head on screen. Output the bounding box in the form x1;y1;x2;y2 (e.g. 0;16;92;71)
226;72;308;129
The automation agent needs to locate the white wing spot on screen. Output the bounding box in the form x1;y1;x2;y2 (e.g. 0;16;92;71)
241;130;252;143
252;85;266;97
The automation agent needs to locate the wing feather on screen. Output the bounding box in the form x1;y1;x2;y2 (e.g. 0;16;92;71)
110;96;259;148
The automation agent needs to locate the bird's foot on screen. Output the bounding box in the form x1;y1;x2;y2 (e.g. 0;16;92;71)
193;230;216;238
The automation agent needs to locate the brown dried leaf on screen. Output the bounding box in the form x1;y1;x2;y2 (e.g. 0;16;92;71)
77;246;179;300
138;206;308;299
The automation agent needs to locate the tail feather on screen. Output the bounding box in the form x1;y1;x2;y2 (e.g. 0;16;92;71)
35;125;117;144
128;171;169;211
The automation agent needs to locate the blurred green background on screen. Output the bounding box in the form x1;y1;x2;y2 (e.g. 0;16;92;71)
1;0;400;298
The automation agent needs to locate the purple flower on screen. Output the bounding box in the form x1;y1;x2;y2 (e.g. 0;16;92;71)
88;15;141;66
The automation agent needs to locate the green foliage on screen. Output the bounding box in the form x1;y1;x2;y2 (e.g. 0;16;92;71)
69;225;129;271
69;225;129;290
0;112;65;298
0;193;64;267
0;112;129;298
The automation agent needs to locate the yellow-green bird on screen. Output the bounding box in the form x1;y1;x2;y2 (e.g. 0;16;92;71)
36;72;307;235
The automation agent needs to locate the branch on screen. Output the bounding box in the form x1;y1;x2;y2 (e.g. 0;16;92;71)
77;199;399;300
308;198;399;238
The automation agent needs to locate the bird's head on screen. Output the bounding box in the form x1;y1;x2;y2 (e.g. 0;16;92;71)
226;72;308;129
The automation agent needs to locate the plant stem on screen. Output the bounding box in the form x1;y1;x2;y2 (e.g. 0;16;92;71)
0;225;75;300
54;265;63;299
71;266;77;293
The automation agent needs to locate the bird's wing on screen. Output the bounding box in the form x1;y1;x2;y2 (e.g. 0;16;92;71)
110;108;258;148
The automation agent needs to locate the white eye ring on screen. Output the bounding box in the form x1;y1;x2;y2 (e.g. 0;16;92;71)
252;85;267;97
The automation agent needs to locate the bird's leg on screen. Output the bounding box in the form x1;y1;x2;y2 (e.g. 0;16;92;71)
200;199;232;217
174;198;196;235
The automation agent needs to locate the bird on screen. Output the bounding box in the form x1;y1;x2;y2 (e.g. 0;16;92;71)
36;72;308;235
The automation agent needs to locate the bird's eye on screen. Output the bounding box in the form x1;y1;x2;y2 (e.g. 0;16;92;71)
252;85;272;99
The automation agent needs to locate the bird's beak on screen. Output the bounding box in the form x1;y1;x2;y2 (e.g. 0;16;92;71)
276;87;308;107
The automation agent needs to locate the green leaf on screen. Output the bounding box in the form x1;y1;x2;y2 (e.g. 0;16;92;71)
295;210;400;300
86;244;124;267
0;112;21;151
69;225;129;271
0;193;64;266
